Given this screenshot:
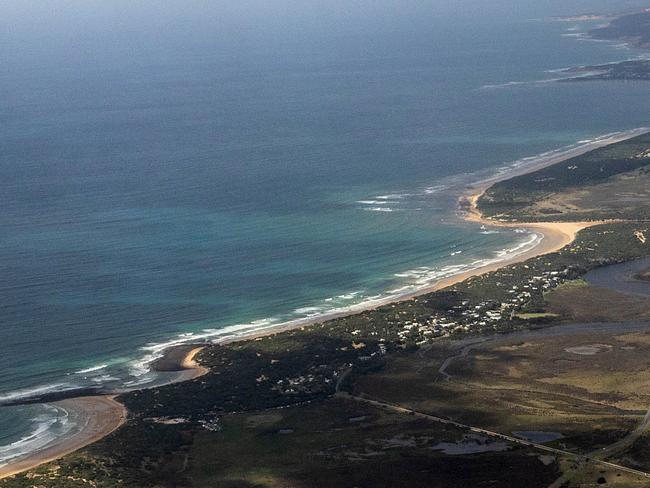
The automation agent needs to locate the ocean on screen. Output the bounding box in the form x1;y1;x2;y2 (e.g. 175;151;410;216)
2;0;650;467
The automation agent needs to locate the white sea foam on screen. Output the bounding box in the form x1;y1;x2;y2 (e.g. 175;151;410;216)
355;184;446;214
91;375;120;384
337;291;362;300
545;67;572;74
495;233;540;257
424;185;448;194
0;383;80;404
576;37;613;43
294;306;324;315
375;192;414;201
480;80;530;89
97;127;650;385
74;364;108;375
480;77;564;90
0;405;76;467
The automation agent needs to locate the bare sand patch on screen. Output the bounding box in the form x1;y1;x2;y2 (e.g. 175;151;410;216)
564;344;613;355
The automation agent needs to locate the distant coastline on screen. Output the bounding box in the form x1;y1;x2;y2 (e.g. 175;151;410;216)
558;8;650;82
2;128;648;480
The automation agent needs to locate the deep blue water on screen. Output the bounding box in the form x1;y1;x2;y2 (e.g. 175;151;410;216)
1;0;650;466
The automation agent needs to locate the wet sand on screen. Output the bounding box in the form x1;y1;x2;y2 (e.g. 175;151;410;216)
153;344;209;379
0;396;126;479
181;347;210;377
0;346;206;481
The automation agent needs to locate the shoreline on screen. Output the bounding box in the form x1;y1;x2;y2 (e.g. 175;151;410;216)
0;396;126;480
0;347;207;480
1;128;647;480
203;128;648;343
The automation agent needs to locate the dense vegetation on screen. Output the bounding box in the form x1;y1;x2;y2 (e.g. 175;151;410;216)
477;132;650;221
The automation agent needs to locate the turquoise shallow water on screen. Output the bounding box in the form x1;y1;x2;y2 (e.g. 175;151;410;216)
2;0;650;466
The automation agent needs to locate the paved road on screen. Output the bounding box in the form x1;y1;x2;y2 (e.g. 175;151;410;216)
548;403;650;487
336;391;650;482
339;319;650;486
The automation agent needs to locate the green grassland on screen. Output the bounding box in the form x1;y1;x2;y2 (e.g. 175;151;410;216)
544;279;650;323
186;399;558;488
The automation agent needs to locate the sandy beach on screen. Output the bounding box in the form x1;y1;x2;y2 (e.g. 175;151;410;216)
220;128;649;343
0;396;126;480
0;346;206;481
181;347;210;377
1;128;646;480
